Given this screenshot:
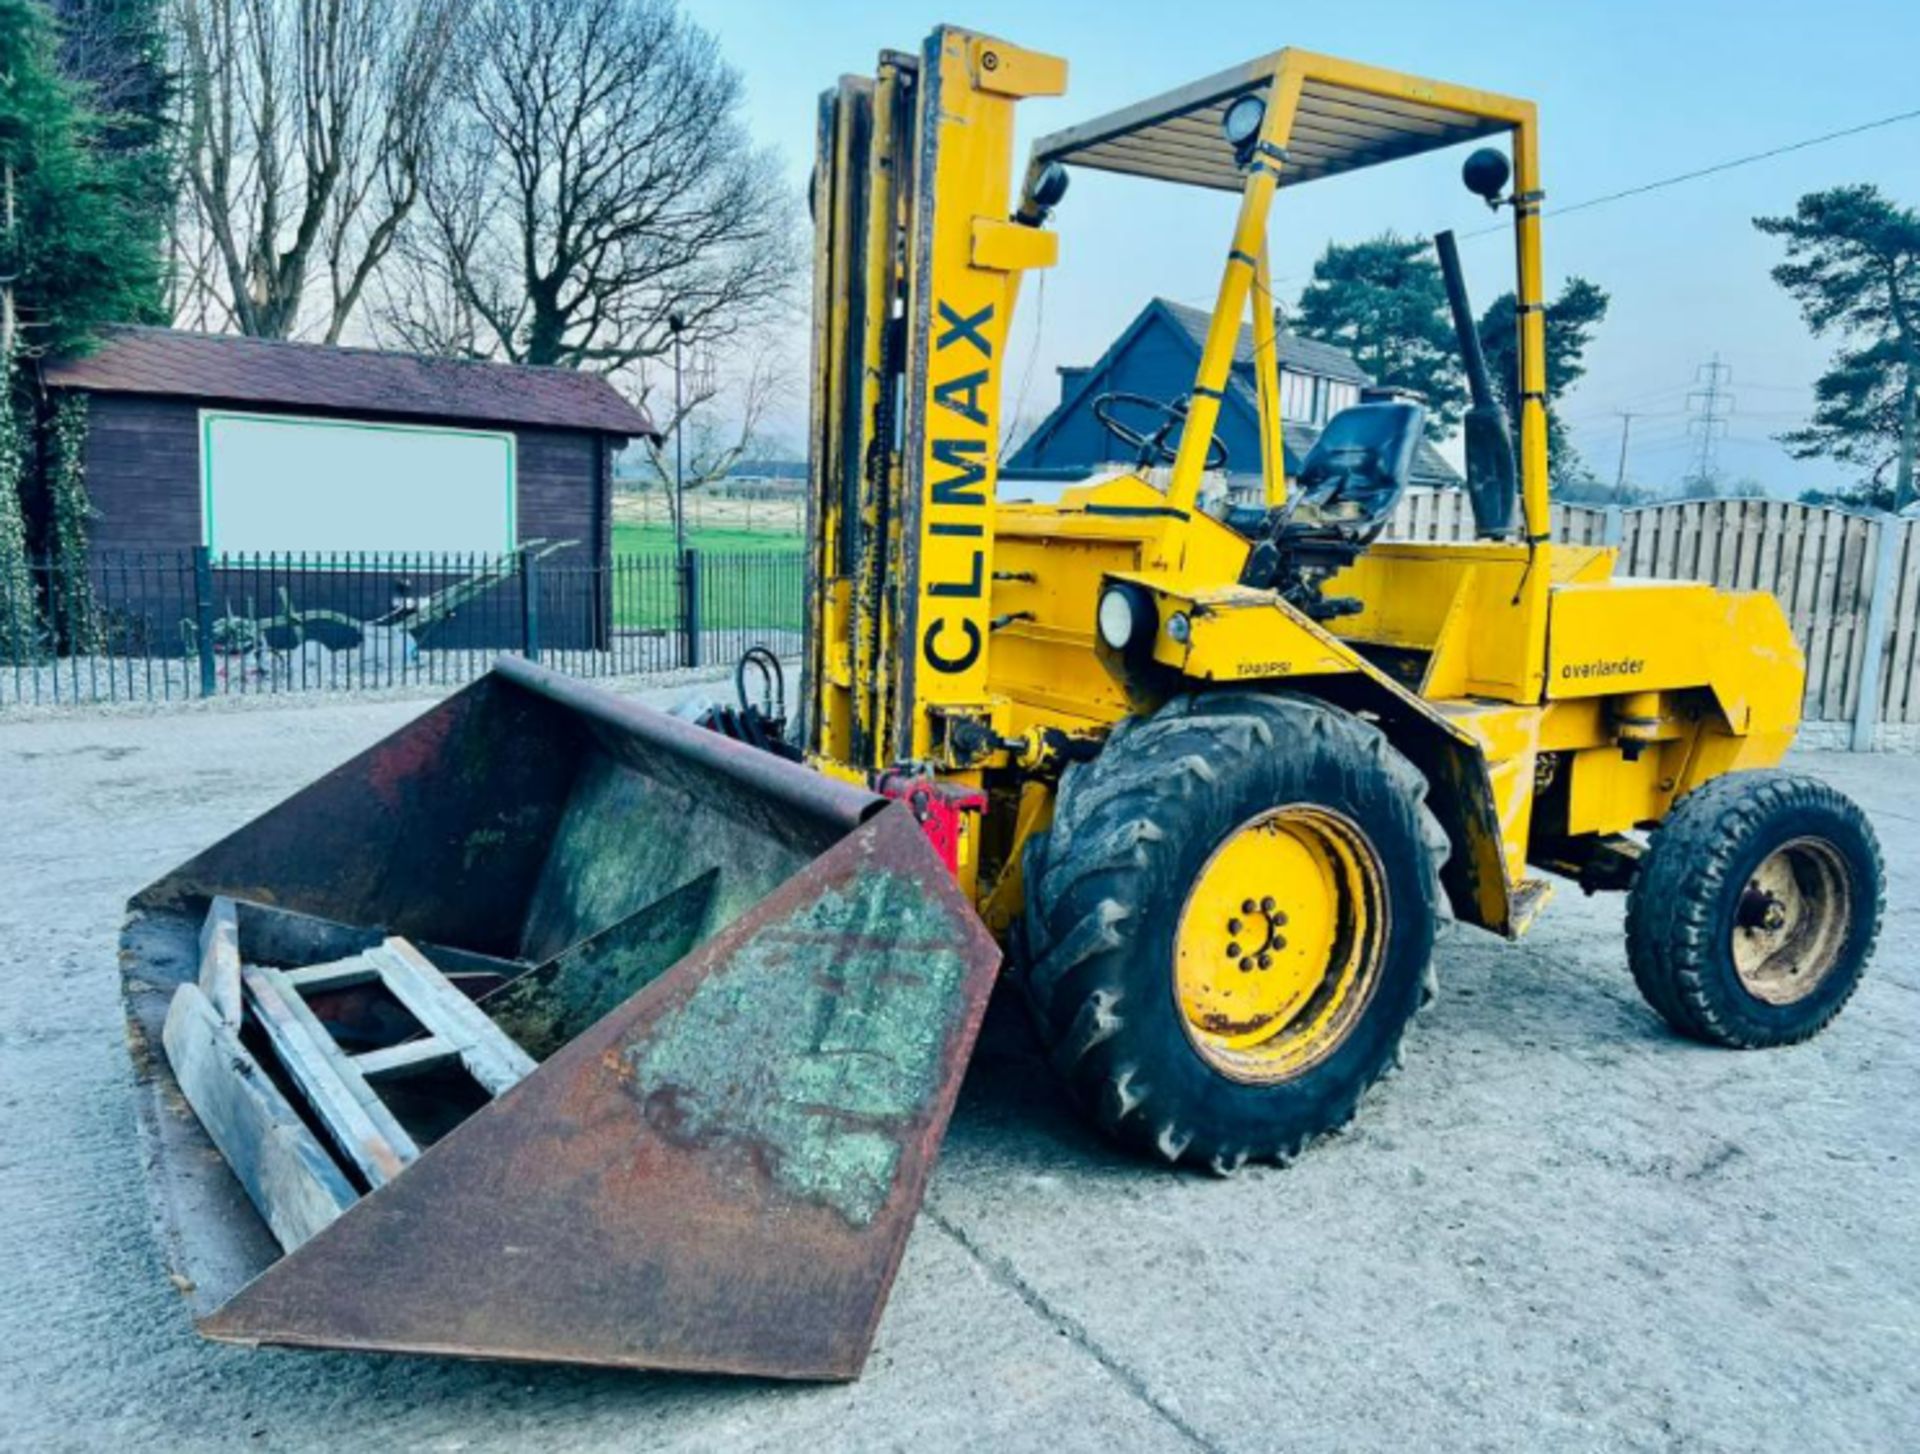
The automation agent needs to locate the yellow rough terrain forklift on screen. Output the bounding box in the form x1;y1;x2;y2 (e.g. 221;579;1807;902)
798;29;1883;1169
122;27;1883;1380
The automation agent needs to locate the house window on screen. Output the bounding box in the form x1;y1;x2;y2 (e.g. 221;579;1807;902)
1280;369;1315;423
1324;382;1359;418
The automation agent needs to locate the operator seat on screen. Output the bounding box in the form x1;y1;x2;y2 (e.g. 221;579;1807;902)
1233;399;1426;620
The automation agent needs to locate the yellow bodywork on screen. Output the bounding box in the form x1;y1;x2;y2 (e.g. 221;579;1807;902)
804;28;1806;943
980;477;1801;936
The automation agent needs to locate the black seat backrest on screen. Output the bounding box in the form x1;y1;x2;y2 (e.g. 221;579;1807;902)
1293;401;1425;544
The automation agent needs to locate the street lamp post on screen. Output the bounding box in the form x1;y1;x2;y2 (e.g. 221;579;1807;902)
669;313;686;560
668;314;696;667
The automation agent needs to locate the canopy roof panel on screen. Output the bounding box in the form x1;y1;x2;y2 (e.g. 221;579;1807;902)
1031;51;1524;194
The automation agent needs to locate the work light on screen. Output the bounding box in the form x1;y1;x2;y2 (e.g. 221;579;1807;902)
1222;94;1267;164
1098;584;1153;651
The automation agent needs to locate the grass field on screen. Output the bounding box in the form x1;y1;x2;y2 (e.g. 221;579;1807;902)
611;488;804;542
606;529;803;632
607;494;803;632
611;521;804;556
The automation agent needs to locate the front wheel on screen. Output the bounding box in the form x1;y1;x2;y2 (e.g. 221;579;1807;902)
1625;770;1883;1047
1019;692;1448;1171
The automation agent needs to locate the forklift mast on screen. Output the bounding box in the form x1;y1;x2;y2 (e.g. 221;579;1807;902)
804;30;1066;774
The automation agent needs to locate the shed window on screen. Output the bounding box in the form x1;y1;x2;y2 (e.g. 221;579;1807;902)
200;411;517;559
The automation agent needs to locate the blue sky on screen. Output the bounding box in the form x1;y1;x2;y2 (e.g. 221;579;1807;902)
694;1;1920;497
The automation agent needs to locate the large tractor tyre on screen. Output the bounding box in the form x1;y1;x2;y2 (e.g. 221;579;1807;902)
1020;692;1448;1172
1625;770;1883;1048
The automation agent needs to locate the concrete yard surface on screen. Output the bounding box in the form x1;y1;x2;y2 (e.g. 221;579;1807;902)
1;691;1916;1453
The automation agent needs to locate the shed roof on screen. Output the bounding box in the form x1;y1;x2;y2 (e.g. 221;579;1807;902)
45;327;657;439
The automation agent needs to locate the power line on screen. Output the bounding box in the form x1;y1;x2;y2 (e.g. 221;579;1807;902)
1465;103;1920;239
1612;411;1635;503
1185;103;1920;342
1586;380;1699;407
1147;104;1918;430
1002;272;1049;463
1631;431;1786;453
1562;403;1688;424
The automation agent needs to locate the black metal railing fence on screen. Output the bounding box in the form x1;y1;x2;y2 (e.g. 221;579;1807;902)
1;545;804;708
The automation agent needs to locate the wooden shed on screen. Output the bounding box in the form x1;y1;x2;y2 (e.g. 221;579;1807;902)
45;326;653;561
43;328;655;654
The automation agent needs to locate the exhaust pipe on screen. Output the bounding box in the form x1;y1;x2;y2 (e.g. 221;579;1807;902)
1435;229;1519;538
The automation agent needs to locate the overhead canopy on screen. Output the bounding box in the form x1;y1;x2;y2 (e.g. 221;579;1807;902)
1030;50;1524;194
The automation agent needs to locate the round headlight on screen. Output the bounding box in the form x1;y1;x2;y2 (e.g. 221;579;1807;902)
1166;611;1192;646
1222;94;1267;151
1098;587;1139;650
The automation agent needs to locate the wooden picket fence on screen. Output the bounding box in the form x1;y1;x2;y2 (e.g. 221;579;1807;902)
1384;491;1920;739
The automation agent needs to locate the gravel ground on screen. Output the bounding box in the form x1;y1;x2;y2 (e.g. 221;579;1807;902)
1;690;1915;1453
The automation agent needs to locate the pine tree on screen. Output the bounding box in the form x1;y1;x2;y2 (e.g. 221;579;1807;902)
1476;277;1611;492
0;0;164;359
1293;234;1467;441
1756;186;1920;512
50;0;173;311
0;2;167;666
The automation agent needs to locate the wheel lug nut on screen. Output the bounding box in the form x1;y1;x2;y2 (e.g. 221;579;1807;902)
1239;957;1254;972
1260;896;1276;913
1258;952;1272;969
1272;910;1288;926
1272;934;1287;951
1241;899;1257;914
1226;942;1243;958
1227;917;1243;935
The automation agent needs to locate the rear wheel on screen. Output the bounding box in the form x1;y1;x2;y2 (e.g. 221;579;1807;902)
1020;692;1447;1170
1625;770;1882;1047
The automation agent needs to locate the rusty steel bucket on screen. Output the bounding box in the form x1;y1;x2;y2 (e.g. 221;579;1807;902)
120;658;1000;1380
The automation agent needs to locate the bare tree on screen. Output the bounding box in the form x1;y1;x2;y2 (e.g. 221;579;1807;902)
368;131;494;357
625;351;783;538
167;212;235;328
172;0;466;340
377;0;799;372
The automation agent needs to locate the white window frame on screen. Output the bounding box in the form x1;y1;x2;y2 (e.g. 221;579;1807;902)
199;409;518;563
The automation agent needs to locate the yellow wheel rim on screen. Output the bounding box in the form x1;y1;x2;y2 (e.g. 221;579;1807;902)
1174;804;1388;1085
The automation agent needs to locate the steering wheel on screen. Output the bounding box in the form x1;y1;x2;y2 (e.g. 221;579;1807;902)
1092;391;1229;471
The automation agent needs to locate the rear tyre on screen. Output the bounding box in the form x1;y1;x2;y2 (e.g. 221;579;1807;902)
1625;770;1882;1048
1019;692;1447;1170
